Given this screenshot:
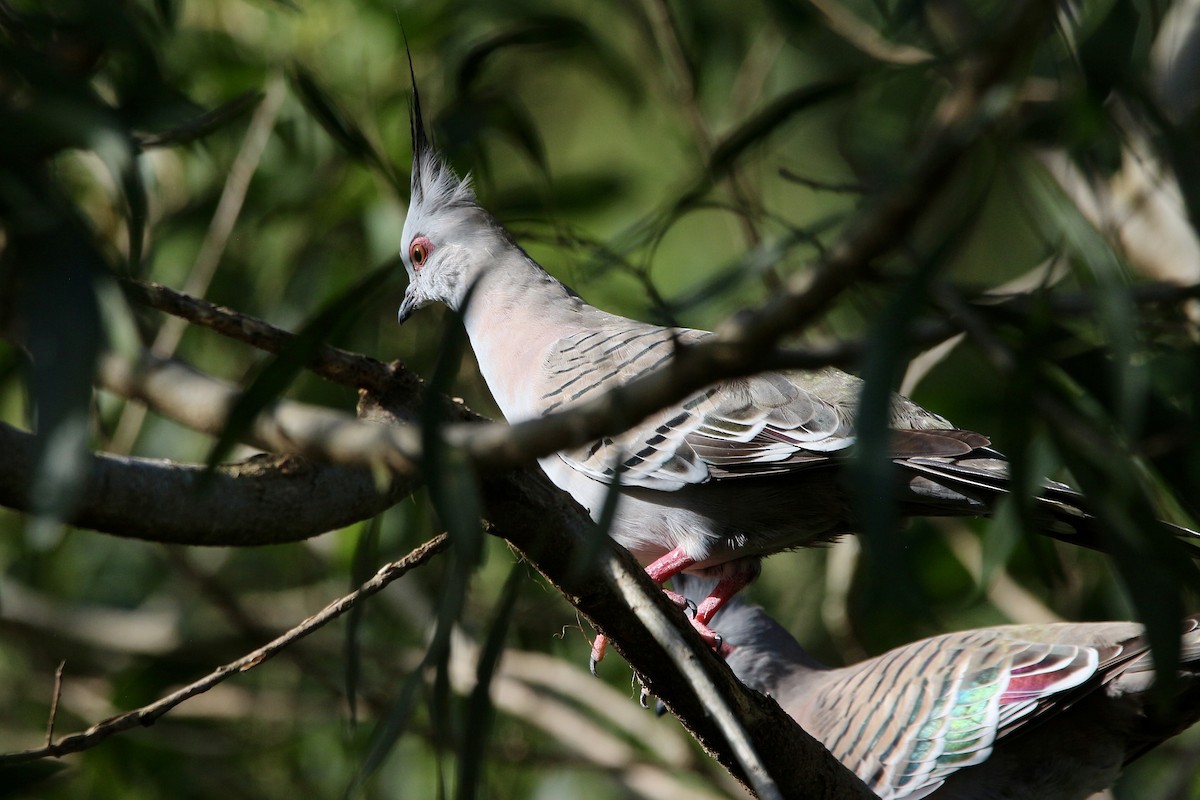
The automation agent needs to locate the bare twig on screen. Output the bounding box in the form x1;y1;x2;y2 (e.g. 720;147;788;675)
806;0;932;65
157;74;288;354
777;168;864;195
0;534;449;766
122;280;399;393
607;556;782;800
44;660;65;748
97;352;424;472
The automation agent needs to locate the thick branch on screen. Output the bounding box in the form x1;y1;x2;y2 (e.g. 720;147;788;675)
0;422;414;546
96;351;424;474
387;417;876;798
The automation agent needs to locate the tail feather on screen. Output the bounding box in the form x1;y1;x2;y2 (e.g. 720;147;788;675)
898;456;1200;557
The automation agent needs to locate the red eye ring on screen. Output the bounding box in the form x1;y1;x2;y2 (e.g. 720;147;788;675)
409;236;433;271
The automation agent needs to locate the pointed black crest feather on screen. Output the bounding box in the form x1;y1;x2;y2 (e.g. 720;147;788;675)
401;36;476;214
403;31;430;203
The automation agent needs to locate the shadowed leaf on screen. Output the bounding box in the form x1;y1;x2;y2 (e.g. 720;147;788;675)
290;66;398;186
345;517;382;727
135;90;263;148
457;563;524;800
351;301;483;795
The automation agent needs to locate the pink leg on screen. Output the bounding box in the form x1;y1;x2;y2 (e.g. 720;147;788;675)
644;547;697;583
592;547;730;673
695;571;756;626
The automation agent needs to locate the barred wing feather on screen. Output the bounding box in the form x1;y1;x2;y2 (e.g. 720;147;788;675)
807;631;1106;799
541;324;985;492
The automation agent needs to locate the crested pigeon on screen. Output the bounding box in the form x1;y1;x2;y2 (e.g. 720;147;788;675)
394;75;1199;667
676;574;1200;800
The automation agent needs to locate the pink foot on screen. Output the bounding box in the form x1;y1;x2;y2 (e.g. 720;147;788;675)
591;548;753;672
661;588;696;613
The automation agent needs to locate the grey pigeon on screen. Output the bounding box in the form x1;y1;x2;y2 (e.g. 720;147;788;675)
677;574;1200;800
394;77;1198;666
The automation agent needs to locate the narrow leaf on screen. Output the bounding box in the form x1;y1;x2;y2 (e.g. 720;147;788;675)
457;564;524;800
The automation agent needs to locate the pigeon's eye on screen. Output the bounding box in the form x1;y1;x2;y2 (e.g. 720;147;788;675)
409;237;433;271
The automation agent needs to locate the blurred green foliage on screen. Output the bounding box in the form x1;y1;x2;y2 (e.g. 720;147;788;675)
2;0;1200;798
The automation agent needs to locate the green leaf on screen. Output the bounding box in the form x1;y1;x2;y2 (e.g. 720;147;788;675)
851;174;986;613
1;173;106;540
438;92;548;179
345;517;382;727
1049;417;1197;705
707;79;856;181
290;66;398;186
135;90;262;148
452;15;641;104
568;457;622;584
457;563;524;800
350;302;484;795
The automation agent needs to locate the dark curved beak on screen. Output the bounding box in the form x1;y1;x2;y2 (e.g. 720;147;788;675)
397;289;418;325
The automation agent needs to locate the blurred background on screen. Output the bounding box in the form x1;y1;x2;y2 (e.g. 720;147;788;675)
3;0;1200;797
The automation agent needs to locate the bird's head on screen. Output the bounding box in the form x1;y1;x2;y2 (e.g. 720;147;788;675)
396;74;488;324
398;54;527;326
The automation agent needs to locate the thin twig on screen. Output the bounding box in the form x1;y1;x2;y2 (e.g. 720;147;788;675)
806;0;932;65
607;559;784;800
0;534;449;766
111;268;1200;482
44;660;66;748
128;275;1200;389
159;73;288;354
778;168;865;194
122;280;398;393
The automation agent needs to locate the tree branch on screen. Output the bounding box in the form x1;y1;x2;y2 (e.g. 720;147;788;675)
0;534;450;765
3;372;877;795
96;351;424;473
122;279;399;394
0;422;414;545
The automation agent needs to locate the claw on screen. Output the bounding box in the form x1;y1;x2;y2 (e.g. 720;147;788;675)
639;685;651;709
687;616;723;650
662;592;700;618
590;633;609;675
